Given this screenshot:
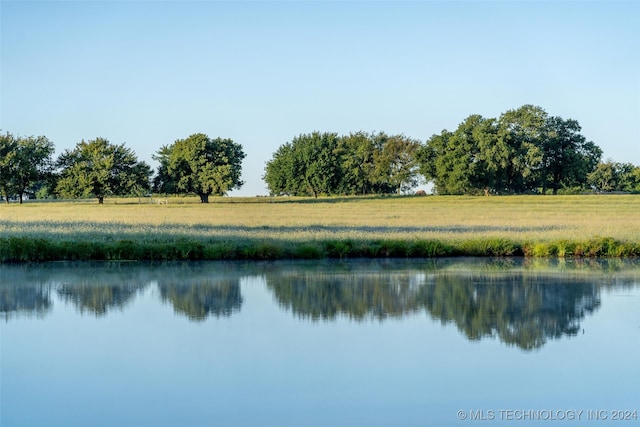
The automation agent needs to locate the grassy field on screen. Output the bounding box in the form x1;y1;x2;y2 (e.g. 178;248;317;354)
1;195;639;261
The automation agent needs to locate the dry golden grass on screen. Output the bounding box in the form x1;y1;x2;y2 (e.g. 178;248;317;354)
2;194;639;243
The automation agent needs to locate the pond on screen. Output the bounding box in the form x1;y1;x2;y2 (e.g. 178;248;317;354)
1;258;639;426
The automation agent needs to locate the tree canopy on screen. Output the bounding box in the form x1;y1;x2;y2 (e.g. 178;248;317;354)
587;160;640;192
0;131;54;203
56;138;151;203
263;131;423;196
156;133;246;203
263;132;341;197
418;105;603;194
2;105;637;201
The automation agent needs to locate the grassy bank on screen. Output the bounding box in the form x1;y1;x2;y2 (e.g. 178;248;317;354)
1;195;639;262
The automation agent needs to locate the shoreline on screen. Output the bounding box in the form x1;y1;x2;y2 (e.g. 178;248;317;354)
2;235;638;263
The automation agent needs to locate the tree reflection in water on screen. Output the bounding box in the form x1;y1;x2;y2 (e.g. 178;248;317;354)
1;259;638;350
52;265;152;316
419;273;600;350
267;271;425;321
266;267;607;350
0;263;245;321
158;278;242;321
0;282;51;320
57;282;147;316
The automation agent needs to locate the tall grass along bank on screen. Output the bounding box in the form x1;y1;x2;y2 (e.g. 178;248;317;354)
1;195;639;262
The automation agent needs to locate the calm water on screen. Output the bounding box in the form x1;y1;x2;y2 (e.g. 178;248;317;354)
1;259;639;427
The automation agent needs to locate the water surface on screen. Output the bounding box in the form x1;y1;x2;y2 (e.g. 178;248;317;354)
2;259;639;426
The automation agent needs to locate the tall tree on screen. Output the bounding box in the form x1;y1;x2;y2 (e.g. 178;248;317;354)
263;143;303;196
0;132;18;203
496;105;547;193
56;138;151;204
541;116;602;194
472;116;505;194
263;132;340;197
335;132;376;195
416;130;446;193
162;133;246;203
12;135;55;203
300;132;341;198
0;132;55;203
152;144;178;194
419;116;486;195
588;161;640;192
372;132;422;194
620;165;640;192
588;161;619;192
265;131;424;196
418;105;602;195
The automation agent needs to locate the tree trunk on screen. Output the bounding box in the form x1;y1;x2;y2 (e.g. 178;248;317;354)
98;196;104;204
19;194;23;204
199;193;209;203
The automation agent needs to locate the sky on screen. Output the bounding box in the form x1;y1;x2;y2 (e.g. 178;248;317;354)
1;0;639;196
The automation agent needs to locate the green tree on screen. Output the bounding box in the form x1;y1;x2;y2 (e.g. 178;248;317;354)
588;160;619;192
161;133;246;203
417;106;602;195
295;132;341;198
471;117;504;194
265;131;424;196
496;105;547;193
420;109;548;195
417;130;446;193
151;144;178;194
620;165;640;192
335;132;377;195
0;132;55;203
264;132;341;197
371;132;422;194
0;132;18;203
263;142;303;196
588;161;640;192
419;116;486;195
12;135;55;203
541;116;602;194
56;138;151;204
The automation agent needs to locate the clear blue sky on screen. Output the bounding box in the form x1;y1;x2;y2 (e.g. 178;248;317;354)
2;0;638;196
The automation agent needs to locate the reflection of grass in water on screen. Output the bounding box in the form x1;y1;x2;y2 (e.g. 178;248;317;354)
1;195;639;261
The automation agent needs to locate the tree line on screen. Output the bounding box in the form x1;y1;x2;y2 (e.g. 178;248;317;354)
419;104;633;195
2;104;639;203
263;131;423;196
0;132;245;203
264;105;640;196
